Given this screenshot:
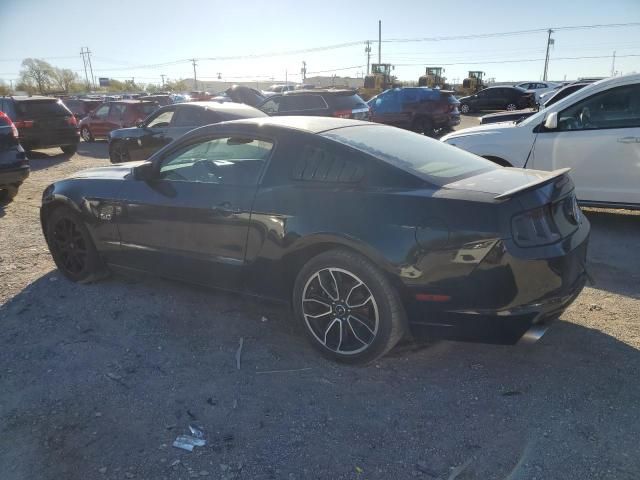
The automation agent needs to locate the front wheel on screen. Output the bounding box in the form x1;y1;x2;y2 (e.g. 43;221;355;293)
45;206;108;283
0;184;19;202
109;141;131;163
293;249;406;364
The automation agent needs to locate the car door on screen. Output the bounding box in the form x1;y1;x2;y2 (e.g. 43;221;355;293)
532;83;640;205
115;133;275;289
105;103;127;135
89;104;110;136
137;107;177;158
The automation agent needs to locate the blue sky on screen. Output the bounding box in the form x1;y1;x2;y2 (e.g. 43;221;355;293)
0;0;639;87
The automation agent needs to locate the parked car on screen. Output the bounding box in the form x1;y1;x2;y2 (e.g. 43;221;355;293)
514;81;561;102
79;100;158;142
0;96;79;154
458;87;535;114
265;84;296;94
108;102;267;163
442;74;640;209
367;87;459;136
212;85;266;107
258;90;370;120
190;91;212;101
479;82;595;125
41;116;589;363
63;98;102;121
139;95;173;106
0;111;29;201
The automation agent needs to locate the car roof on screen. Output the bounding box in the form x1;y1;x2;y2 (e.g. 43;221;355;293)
8;95;60;102
196;116;372;135
282;89;356;96
176;101;264;115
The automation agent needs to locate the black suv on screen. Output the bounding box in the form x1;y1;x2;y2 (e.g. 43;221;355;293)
0;96;80;154
258;90;370;120
0;111;29;201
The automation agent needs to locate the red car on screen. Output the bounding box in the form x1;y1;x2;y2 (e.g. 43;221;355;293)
78;100;158;142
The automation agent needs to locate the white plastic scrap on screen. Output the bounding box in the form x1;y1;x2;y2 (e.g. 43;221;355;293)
172;425;206;452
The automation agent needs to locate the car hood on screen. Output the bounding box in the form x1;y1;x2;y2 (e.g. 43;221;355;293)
109;126;139;138
67;161;146;180
442;167;557;196
441;122;517;141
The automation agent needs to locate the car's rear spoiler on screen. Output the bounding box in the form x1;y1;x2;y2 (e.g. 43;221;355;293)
494;168;571;199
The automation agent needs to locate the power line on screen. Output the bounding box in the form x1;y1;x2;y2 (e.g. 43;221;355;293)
394;53;640;67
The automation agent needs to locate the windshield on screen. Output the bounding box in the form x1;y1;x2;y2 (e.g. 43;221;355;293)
322;125;495;185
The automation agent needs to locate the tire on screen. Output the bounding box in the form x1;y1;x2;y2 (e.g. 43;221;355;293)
61;144;78;155
420;117;435;137
109;141;130;163
293;249;406;364
506;103;517;111
460;103;470;114
44;206;108;283
81;126;94;142
0;184;19;202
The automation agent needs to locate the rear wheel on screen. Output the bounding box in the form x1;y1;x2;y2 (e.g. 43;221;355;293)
293;249;406;364
45;206;108;283
0;184;19;202
460;103;470;114
61;144;78;155
506;103;518;111
81;126;94;142
110;141;130;163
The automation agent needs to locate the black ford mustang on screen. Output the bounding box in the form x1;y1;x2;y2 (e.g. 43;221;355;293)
40;117;589;363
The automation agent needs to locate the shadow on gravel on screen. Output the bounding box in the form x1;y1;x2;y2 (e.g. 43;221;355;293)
1;270;639;480
77;141;109;160
26;150;73;171
583;209;640;299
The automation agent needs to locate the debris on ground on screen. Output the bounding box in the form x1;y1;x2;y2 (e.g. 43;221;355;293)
236;337;244;370
172;425;207;452
589;304;603;311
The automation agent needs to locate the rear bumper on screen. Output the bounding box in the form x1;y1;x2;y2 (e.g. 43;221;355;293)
19;130;80;150
0;165;30;187
405;221;590;345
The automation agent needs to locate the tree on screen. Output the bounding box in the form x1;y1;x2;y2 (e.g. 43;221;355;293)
19;58;55;94
52;68;81;93
165;79;189;92
0;80;10;96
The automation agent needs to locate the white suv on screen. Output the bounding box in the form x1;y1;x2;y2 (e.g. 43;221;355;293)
442;74;640;209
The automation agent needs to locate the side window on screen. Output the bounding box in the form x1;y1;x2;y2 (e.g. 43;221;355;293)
476;90;488;98
146;109;175;128
402;89;421;104
108;104;126;121
94;104;110;119
291;145;365;183
374;90;401;113
260;97;281;114
558;84;640;131
171;107;207;127
159;137;274;185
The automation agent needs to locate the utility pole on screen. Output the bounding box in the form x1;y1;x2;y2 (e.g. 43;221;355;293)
301;61;307;81
86;48;95;90
80;47;91;91
285;69;288;86
365;41;371;74
191;59;198;90
378;20;381;64
611;51;617;76
542;29;554;81
161;74;166;88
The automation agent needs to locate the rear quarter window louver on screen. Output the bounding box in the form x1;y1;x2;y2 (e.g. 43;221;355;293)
292;146;364;183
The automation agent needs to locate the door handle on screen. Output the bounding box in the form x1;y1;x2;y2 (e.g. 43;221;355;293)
212;201;241;216
617;136;640;143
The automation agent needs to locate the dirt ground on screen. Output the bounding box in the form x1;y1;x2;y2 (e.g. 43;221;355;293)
1;135;639;480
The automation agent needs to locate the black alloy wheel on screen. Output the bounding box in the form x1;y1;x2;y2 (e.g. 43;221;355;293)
46;207;107;283
81;126;94;142
293;249;406;364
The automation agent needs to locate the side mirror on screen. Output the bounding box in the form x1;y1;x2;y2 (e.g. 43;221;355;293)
133;162;156;181
544;112;558;130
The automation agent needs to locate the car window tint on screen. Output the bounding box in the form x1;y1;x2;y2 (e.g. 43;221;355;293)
147;109;174;128
292;145;364;183
260;98;281;114
331;94;368;110
159;137;273;185
16;100;69;117
171;106;208;127
558;84;640;131
94;104;110;119
279;95;326;112
322;125;495;186
108;104;127;120
402;89;421;103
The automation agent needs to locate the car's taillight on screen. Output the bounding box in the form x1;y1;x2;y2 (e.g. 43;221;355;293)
14;120;34;128
333;109;352;119
512;204;561;247
66;116;78;127
0;111;19;138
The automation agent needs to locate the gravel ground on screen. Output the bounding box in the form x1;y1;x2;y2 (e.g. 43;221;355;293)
1;139;639;480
